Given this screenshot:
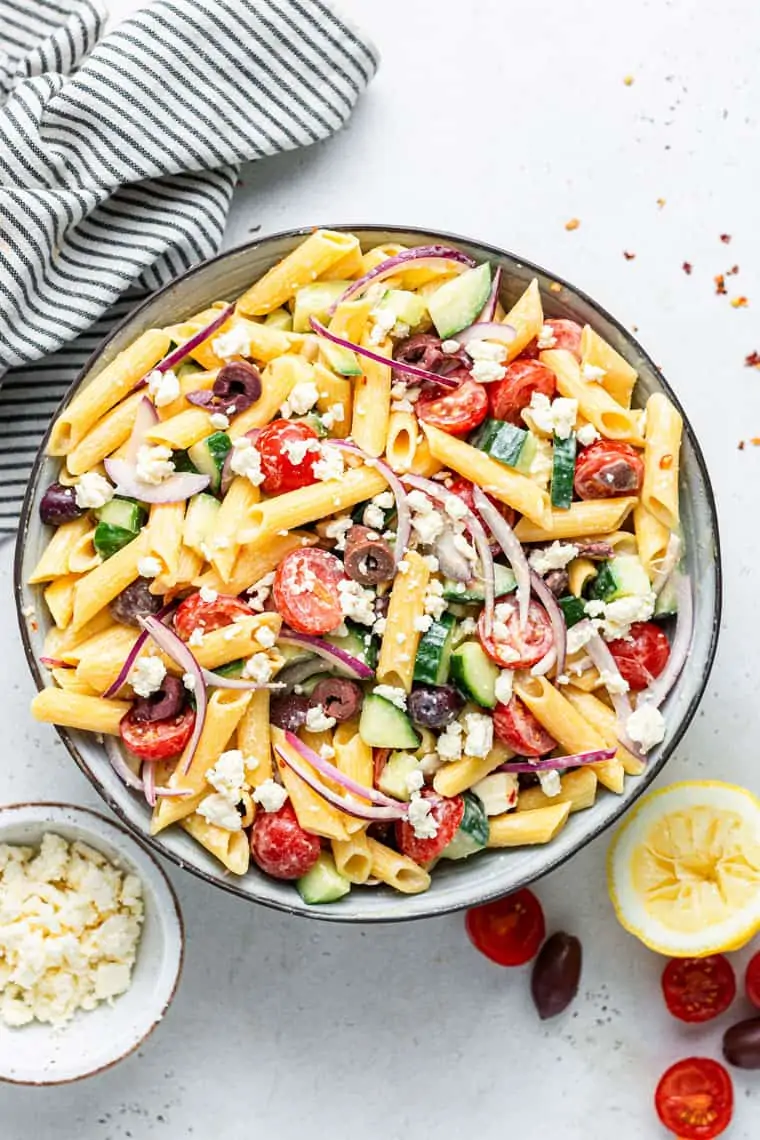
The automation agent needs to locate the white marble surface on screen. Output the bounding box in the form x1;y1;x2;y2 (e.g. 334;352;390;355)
4;0;760;1134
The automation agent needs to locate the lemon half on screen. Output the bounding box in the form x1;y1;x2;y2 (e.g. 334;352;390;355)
608;781;760;957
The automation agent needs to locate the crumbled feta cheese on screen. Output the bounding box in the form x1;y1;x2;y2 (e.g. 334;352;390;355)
423;554;440;572
137;556;162;579
537;324;558;349
21;604;36;619
210;412;230;430
197;794;242;832
405;768;425;795
363;503;385;530
452;532;477;562
576;422;600;447
556;673;570;685
372;616;387;637
494;670;514;705
338;579;376;626
441;339;461;353
130;656;166;698
444;494;469;521
200;586;218;603
147;368;180;408
471;359;507;384
457;616;478;639
324;516;354;551
313;443;345;482
305;704;337;732
242;653;274;683
407;794;439;840
538;769;562;797
463;712;494;758
566;621;595;655
626;703;666;753
319;743;336;760
473;772;519;816
598;667;630;695
424;579;447;620
582;363;606;382
281;381;319;418
368;303;397;345
407;489;446;545
418;752;443;776
246;571;275;611
437;720;463;762
586;592;656;640
413;613;434;633
528;542;578;576
252;779;289;813
206;749;247;800
373;685;407;711
256;625;276;649
281;436;320;465
188;627;205;647
74;471;114;510
135;444;175;486
212;324;250;360
467;339;508;364
229;437;265;486
528;392;578;440
529;437;554;487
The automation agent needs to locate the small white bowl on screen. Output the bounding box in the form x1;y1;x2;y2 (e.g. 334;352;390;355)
0;802;184;1085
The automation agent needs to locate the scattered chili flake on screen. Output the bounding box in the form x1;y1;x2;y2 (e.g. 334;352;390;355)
727;264;740;276
731;296;748;309
752;437;760;446
659;454;674;470
739;440;746;450
714;274;727;295
623;75;635;86
631;324;639;332
656;198;666;209
623;251;636;260
744;351;760;368
682;262;693;275
720;234;732;244
565;218;580;231
549;282;562;293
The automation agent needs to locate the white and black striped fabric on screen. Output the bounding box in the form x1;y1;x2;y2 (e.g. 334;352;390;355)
0;0;378;531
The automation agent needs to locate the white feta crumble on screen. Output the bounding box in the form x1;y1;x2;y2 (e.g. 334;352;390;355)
338;579;376;626
494;670;514;706
74;471;114;510
467;338;508;364
472;772;519;816
407;489;446;545
537;324;558;349
281;436;320;465
529;437;554;487
528;542;578;576
405;768;425;795
444;493;469;521
582;363;607;382
199;585;218;603
423;554;440;572
598;667;630;695
197;794;242;832
363;503;385;530
252;779;289;813
528;392;578;440
243;653;274;683
182;672;196;692
281;380;319;418
566;621;595;655
407;794;439;840
556;673;571;686
188;627;205;647
305;704;337;732
368;303;397;345
457;616;478;639
212;324;250;360
586;592;656;641
147;368;180;408
130;656;166;698
246;571;275;611
423;579;447;620
137;555;162;579
229;437;265;486
135;444;175;486
324;516;354;551
372;616;387;637
463;712;494;758
313;443;345;482
538;769;562;798
319;743;336;760
209;412;230;430
441;339;461;353
471;359;507;384
256;625;276;649
626;703;666;753
576;422;600;447
319;402;345;431
437;720;463;763
413;613;434;633
372;685;407;711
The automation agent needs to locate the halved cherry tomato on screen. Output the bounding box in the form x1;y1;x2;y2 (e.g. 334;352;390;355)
493;696;557;756
250;802;322;880
466;889;546;967
543;318;583;359
662;956;737;1024
446;477;517;531
478;598;554;669
257;419;321;494
487;360;556;426
746;951;760;1009
655;1058;733;1139
273;547;346;635
395;788;464;864
174;592;253;641
607;621;671;691
119;706;195;761
574;439;644;500
416;378;489;436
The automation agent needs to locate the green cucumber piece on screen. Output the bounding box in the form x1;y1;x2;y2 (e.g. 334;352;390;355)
292;281;352;333
373;288;428;331
325;621;378;670
184;493;221;555
172;449;198;474
264;307;293;330
296;852;351;904
413;613;457;685
376;751;420;802
472;418;534;470
654;576;678;618
176;360;204;380
557;595;587;628
187;432;232;494
441;791;490;860
588;555;651;603
293;412;328;438
93;523;138;560
319;340;363;377
442;563;516;602
449;642;499;709
428;263;492;339
94;496;145;531
351;497;396;530
359;695;421;749
551;432;576;510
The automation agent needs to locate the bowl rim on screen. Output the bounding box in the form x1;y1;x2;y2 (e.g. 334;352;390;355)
13;222;723;923
0;800;184;1086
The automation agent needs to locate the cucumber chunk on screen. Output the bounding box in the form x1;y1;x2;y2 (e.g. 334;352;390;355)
320;340;363;377
450;642;499;708
359;694;421;749
264;307;293;330
376;751;420;802
557;595;587;628
325;621;378;670
428;263;492;339
472;418;537;472
184;493;221;555
187;431;232;494
296;852;351;904
588;555;651;603
654;576;678;618
551;431;576;510
95;497;145;532
292;281;352;333
441;791;489;860
373;288;428;331
413;613;457;685
93;523;138;560
442;563;517;602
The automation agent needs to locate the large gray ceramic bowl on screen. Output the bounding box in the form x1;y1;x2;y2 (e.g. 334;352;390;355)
14;225;721;922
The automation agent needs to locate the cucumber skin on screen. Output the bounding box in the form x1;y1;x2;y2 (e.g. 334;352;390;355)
442;564;516;603
93;523;137;560
441;791;489;860
449;642;498;709
296;853;351;904
557;595;586;627
413;613;456;685
428;263;492;339
472;419;529;468
551;432;577;510
359;695;421;749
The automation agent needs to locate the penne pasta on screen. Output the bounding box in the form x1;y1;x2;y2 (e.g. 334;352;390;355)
70;533;149;631
634;503;671;582
503;278;543;361
180;814;250;875
517;767;598;814
332;833;372;884
365;837;431;894
376;551;430;691
433;741;513;798
641;392;682;531
352;331;392;457
237;230;360;316
487;802;572;847
43;575;78;629
31;689;130;735
580;326;638;408
29;517;92;583
513;497;637;542
66;391;143;476
540;349;645;445
563;686;646;776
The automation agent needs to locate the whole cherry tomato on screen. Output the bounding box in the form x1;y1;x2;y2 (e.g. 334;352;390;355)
487;360;556;425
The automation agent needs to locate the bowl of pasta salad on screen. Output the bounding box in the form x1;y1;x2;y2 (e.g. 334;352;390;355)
15;226;721;921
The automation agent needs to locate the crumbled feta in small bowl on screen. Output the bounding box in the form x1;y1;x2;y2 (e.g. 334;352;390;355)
0;803;183;1085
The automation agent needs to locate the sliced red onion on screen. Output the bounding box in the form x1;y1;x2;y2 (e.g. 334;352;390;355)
310;317;459;390
283;730;403;809
104;736;144;791
500;748;616;773
137;302;236;388
327;245;476;316
530;569;567;678
105;458;210;504
477;266;502;322
220;427;260;495
653;532;682;596
472;487;530;630
154;786;195;798
124;397;159;465
435;528;472;582
531;646;557;678
274;740;406;822
139;615;207;776
639;573;693;709
143;760;156;807
102;603;175;698
277;632;374;680
583;623;633;725
454;321;516;349
40;656;71;669
402;474;495;636
200;666;285;692
329;440;411;564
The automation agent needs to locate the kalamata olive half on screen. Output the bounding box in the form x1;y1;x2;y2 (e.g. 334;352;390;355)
723;1017;760;1069
270;693;310;731
39;482;84;526
131;675;185;723
310;678;363;722
544;569;569;597
213;361;262;415
109;578;164;627
531;932;582;1020
343;526;395;585
408;685;463;728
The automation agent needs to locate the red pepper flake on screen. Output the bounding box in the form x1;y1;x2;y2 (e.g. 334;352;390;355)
739;440;746;450
745;351;760;368
659;454;674;470
727;264;740;275
720;234;732;244
682;262;693;275
623;251;636;260
656;198;667;209
549;282;562;293
565;218;580;231
714;274;727;295
752;437;760;446
731;296;749;309
631;324;639;332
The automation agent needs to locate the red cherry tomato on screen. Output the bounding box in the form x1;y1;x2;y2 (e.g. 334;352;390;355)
493;696;557;757
487;360;556;426
174;592;253;641
746;951;760;1009
478;598;554;669
574;439;644;500
661;956;737;1024
543;319;583;359
395;788;465;864
256;419;321;494
119;706;195;761
273;547;346;635
446;476;517;531
250;802;322;880
416;378;489;436
607;621;671;691
466;889;546;967
655;1058;733;1139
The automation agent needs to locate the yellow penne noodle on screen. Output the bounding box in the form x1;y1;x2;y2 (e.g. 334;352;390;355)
540;349;645;445
642;392;682;530
323;296;373;378
180;814;250;875
209;477;261;582
503;278;543;361
517;767;598;814
319;241;365;281
333;720;374;789
238;466;388;544
580;326;638;408
29;517;92;583
193;531;318;596
49;668;98;695
376;551;430;691
634;503;671;581
422;423;551;528
365;837;431;894
565;666;603;692
44;575;78;629
359;243;406;274
66;391;143;475
603;529;639;555
385;411;419;473
70;532;149;631
567;557;597;597
67;527;102;575
31;689;130;735
145;407;218;450
156;368;216;421
48;328;170;454
487;802;572;847
272;727;350;841
352;332;392;457
237;690;272;786
228;354;314;440
193;319;298;372
332;833;372;884
514;497;637;542
237;230;359;316
433;741;513;798
169;546;204;591
43;610;115;662
146;502;185;587
314;363;352;438
408;430;442;477
563;686;646;776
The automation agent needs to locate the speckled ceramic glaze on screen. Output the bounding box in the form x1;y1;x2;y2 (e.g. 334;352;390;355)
14;226;721;922
0;803;183;1084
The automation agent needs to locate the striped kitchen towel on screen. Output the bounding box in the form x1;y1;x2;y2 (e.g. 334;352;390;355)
0;0;378;531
